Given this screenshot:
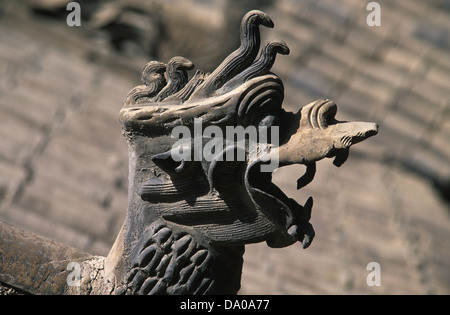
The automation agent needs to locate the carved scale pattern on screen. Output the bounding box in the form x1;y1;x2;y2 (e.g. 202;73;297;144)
118;221;215;295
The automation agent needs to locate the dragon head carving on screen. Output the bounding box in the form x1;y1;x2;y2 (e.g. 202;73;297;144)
113;10;378;294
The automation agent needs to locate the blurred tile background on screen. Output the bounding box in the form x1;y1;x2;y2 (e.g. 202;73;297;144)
0;0;449;294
